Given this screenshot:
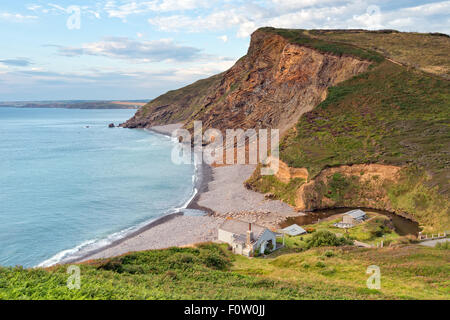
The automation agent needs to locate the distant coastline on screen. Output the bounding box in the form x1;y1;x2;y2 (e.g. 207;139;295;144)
0;100;148;110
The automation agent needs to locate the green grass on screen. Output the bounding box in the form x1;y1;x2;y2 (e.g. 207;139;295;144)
281;61;450;186
260;27;385;63
269;59;449;230
1;243;447;300
306;29;450;78
279;212;400;248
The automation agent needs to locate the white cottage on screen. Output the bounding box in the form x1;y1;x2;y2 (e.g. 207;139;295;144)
218;220;278;257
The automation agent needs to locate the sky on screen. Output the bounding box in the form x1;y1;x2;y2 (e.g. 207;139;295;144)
0;0;449;101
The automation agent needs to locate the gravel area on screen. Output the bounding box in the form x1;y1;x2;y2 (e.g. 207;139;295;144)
148;123;183;136
68;131;302;264
197;164;298;216
77;215;225;262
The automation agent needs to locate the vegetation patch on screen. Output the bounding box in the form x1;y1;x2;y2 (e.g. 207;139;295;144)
1;242;448;299
306;29;450;78
260;27;385;63
305;230;353;248
275;59;449;230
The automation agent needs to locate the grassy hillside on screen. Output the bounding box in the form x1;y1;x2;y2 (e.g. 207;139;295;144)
246;29;449;231
261;27;385;63
307;29;450;78
1;243;448;300
281;61;449;188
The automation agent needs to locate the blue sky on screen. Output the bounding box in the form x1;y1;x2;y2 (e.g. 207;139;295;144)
0;0;449;101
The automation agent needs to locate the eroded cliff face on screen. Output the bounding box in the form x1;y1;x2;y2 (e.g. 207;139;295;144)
121;30;371;134
275;159;309;183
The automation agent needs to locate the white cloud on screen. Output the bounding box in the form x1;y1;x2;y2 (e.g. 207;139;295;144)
55;37;206;63
104;0;214;21
148;0;450;37
149;8;256;36
0;12;38;22
26;4;42;12
218;35;228;42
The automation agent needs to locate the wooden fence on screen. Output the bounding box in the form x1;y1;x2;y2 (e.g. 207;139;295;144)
418;231;448;241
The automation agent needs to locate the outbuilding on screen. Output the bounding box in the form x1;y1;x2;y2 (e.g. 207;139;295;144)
281;224;307;236
342;209;367;225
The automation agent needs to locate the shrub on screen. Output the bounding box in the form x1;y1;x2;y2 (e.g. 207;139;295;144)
306;230;353;249
97;259;124;273
167;253;198;270
306;227;316;233
315;261;326;268
199;251;231;271
324;250;335;258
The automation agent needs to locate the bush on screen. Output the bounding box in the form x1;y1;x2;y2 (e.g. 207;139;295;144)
324;250;334;258
370;224;392;238
306;227;316;233
97;259;124;273
199;251;231;271
306;230;353;249
315;261;326;268
167;253;198;270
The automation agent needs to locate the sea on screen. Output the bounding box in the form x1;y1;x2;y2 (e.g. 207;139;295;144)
0;107;197;267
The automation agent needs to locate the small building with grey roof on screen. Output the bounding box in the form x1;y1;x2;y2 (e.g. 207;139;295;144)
342;209;367;225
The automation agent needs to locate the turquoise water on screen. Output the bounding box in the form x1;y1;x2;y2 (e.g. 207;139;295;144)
0;107;195;267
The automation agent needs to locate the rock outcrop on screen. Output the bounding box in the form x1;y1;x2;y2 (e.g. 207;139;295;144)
121;29;371;135
275;159;309;183
294;164;402;211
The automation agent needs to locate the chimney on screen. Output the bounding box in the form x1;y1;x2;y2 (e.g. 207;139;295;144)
246;223;253;246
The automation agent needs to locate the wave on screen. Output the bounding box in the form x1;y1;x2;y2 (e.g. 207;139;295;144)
35;130;201;268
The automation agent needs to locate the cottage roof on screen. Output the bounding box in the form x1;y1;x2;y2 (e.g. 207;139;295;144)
343;209;366;220
281;224;307;236
219;220;266;241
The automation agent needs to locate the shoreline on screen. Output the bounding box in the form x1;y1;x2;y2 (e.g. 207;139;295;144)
46;122;420;266
57;124;301;265
64;125;216;265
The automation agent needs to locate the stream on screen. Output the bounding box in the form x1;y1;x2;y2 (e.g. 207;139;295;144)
280;207;420;236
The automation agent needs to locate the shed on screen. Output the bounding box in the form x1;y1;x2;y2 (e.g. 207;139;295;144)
281;224;307;236
342;209;367;225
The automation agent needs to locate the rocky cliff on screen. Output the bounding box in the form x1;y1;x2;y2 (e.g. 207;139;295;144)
122;28;449;232
121;29;370;134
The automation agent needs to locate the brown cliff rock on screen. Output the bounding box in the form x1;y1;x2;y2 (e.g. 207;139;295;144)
121;30;371;135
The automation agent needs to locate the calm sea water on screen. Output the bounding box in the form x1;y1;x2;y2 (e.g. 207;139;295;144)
0;107;195;267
